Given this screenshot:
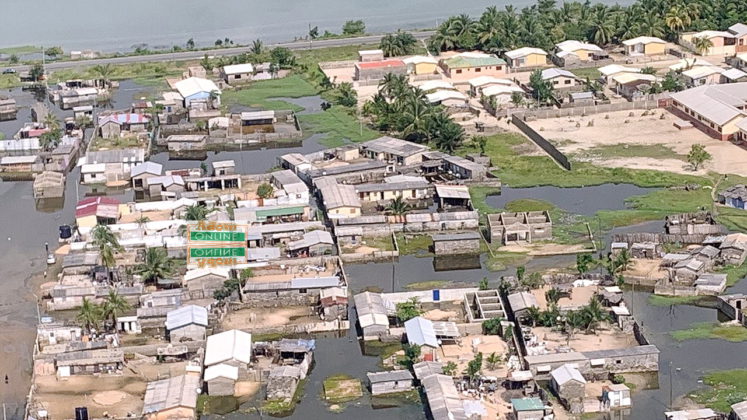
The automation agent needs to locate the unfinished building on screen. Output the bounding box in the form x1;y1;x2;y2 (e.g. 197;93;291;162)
487;211;553;244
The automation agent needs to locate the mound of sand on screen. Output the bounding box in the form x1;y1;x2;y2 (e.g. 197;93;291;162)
93;390;127;406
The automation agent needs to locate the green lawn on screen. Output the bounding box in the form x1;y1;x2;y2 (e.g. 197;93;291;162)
691;369;747;413
0;74;21;89
717;261;747;287
299;106;379;147
570;67;602;80
671;322;747;342
395;234;433;256
47;61;185;85
221;75;318;111
0;45;39;55
323;374;363;404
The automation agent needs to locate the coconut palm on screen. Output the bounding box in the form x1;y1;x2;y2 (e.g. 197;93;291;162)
250;39;263;55
138;247;174;283
476;6;502;47
636;10;665;38
525;306;541;327
665;5;691;34
90;63;114;87
334;82;357;107
581;297;607;333
588;6;615;45
91;224;121;250
43;113;60;131
77;297;103;333
185;204;209;221
616;249;632;272
486;352;502;369
385;196;412;217
399;93;433;142
692;36;713;55
379;31;417;57
433;120;464;153
101;290;131;331
378;73;408;101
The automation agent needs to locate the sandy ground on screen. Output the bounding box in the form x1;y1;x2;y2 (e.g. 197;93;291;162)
235;381;260;398
500;243;592;256
422;308;459;321
525;109;747;177
33;374;147;419
529;325;637;353
222;306;318;330
624;258;668;281
342;245;380;254
440;335;508;377
532;285;598;311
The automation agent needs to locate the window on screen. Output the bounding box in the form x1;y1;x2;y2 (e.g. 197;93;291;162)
553;80;559;85
615;360;622;364
299;288;307;294
456;69;462;74
564;79;572;85
350;208;356;214
475;67;481;73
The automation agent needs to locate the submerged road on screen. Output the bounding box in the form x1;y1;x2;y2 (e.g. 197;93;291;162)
7;31;435;72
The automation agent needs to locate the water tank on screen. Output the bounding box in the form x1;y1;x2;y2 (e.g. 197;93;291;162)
75;407;88;420
59;225;72;239
432;289;440;301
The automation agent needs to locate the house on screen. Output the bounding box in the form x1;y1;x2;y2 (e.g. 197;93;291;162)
0;155;40;173
367;370;414;395
404;316;460;360
542;68;579;89
511;397;551;420
359;136;428;165
602;384;631;409
425;90;467;107
729;23;747;53
555;40;604;62
212;160;235;176
665;212;722;235
316;177;362;219
204;329;252;368
506;291;539;318
266;366;304;401
720;185;747;209
731;400;747;420
611;73;658;99
221;63;254;85
33;171;65;199
550;364;586;414
75;196;121;227
204;364;239;396
439;52;507;80
359;49;384;62
670;83;747;140
504;47;548;69
271;169;310;204
421;373;468;420
355;180;431;204
468;76;515;96
623;36;667;56
354;291;390;340
403;55;438;75
287;230;335;257
82;148;145;184
131;161;163;191
165;305;208;343
240;110;276;126
278;153;312;174
55;349;124;377
167;134;207;152
174;77;221;108
680;30;737;56
487;211;553;244
722;68;747;83
0;97;17;121
442;155;487;180
482;83;526;105
630;242;660;259
673;258;705;283
354;59;407;81
434;184;472;210
693;273;728;295
721;233;747;265
665;409;720;420
183;267;230;298
682;66;723;87
599;64;642;86
146;175;185;198
142;374;201;420
431;232;481;255
98;113;150;139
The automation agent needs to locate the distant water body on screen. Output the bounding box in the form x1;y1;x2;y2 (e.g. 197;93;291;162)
1;0;633;53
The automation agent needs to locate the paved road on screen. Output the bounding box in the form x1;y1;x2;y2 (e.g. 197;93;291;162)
6;31;435;72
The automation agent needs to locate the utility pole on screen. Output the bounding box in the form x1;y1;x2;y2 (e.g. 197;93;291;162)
669;361;673;409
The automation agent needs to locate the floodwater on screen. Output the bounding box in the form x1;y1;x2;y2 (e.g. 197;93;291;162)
0;0;633;53
486;184;656;216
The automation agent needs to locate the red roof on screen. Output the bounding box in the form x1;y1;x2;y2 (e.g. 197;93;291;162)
356;60;406;69
75;196;121;218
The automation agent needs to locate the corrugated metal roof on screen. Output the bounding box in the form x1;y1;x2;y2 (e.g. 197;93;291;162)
142;374;200;414
165;305;208;330
550;364;586;385
367;370;413;383
204;330;252;367
404;316;438;348
204;363;239;381
442;52;505;69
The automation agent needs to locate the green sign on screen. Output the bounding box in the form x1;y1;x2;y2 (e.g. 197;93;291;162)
189;231;246;242
189;247;246;258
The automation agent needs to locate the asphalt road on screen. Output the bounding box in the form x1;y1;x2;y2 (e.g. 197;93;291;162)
6;31;435;72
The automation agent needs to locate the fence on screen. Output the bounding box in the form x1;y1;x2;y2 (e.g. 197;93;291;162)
612;232;715;245
513;97;667;120
511;114;571;170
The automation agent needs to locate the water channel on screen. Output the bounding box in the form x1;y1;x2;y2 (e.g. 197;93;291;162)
0;83;744;419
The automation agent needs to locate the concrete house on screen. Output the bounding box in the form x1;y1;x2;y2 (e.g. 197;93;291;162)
287;230;335;257
98;113;150;139
165;305;209;343
0;155;40;173
354;291;390;340
506;291;539;318
468;76;515;96
670;83;747;140
722;68;747;83
75;196;121;227
354;59;407;81
623;36;667;56
316;177;362;219
221;63;254;85
131;161;163;191
204;364;239;396
359;49;384;62
0;97;17;121
720;185;747;209
440;52;507;80
204;329;252;369
505;47;548;69
167;134;208;152
602;384;631;409
146;175;186;198
599;64;642;86
55;349;125;376
680;30;737;56
174;77;221;108
355;180;431;204
555;40;604;62
487;211;552;244
682;66;723;87
212;160;235;176
550;364;586;414
183;267;230;298
367;370;414;395
403;55;438;75
611;73;658;99
542;68;579;89
721;233;747;265
142;374;200;420
442;155;487;181
511;397;550;420
432;232;481;255
82;148;145;184
359;136;428;165
33;170;65;199
731;400;747;420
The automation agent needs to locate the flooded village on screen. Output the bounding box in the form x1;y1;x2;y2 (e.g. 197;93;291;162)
5;4;747;420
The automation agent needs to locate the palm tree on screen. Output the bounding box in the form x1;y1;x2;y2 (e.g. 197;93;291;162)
91;224;121;250
692;36;714;55
476;6;502;48
378;73;408;101
250;39;263;55
588;6;615;45
616;249;632;272
433;120;465;153
665;5;691;34
43;113;60;131
90;63;114;87
101;290;131;331
636;10;665;38
135;215;150;236
138;247;174;283
581;297;607;333
525;306;541;327
486;352;502;369
77;297;102;333
400;93;433;142
185;204;209;221
385;196;412;220
334;82;357;107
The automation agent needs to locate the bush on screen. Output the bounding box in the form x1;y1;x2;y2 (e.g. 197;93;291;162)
611;374;625;384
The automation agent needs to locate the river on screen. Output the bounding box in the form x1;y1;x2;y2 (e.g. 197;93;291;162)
0;0;633;53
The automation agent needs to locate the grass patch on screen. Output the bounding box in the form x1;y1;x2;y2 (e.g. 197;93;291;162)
299;106;379;147
221;75;318;111
576;144;686;161
323;374;363;404
196;395;239;415
252;332;287;342
469;186;501;217
717;206;747;231
504;198;555;213
295;44;379;66
47;61;185;85
90;136;146;151
404;280;450;290
648;294;703;307
485;251;531;271
0;45;39;55
671;322;747;342
360;235;395;251
263;378;308;415
395;234;433;256
0;74;21;89
569;67;602;80
691;369;747;413
717;261;747;287
371;389;422;407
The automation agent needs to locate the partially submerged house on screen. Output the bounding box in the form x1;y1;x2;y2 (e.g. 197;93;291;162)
287;230;335;257
354;291;390;340
33;171;65;199
550;364;586;414
431;232;481;255
367;370;415;396
487;211;552;244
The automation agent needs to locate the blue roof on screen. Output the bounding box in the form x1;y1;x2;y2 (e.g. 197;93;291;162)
404;316;438;348
511;397;545;411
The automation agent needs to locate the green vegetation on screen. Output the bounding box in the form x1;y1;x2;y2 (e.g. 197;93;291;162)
47;61;184;85
196;395;239;415
251;332;287;342
691;369;747;413
359;235;395;251
221;75;317;111
299;106;379;147
0;45;39;55
0;74;20;89
323;374;363;403
671;322;747;342
396;298;423;322
648;294;703;307
395;234;433;256
263;378;308;415
717;261;747;287
485;251;531;272
504;199;555;213
469;186;501;217
371;389;421;406
575;144;685;161
569;67;602;80
90;136;145;151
